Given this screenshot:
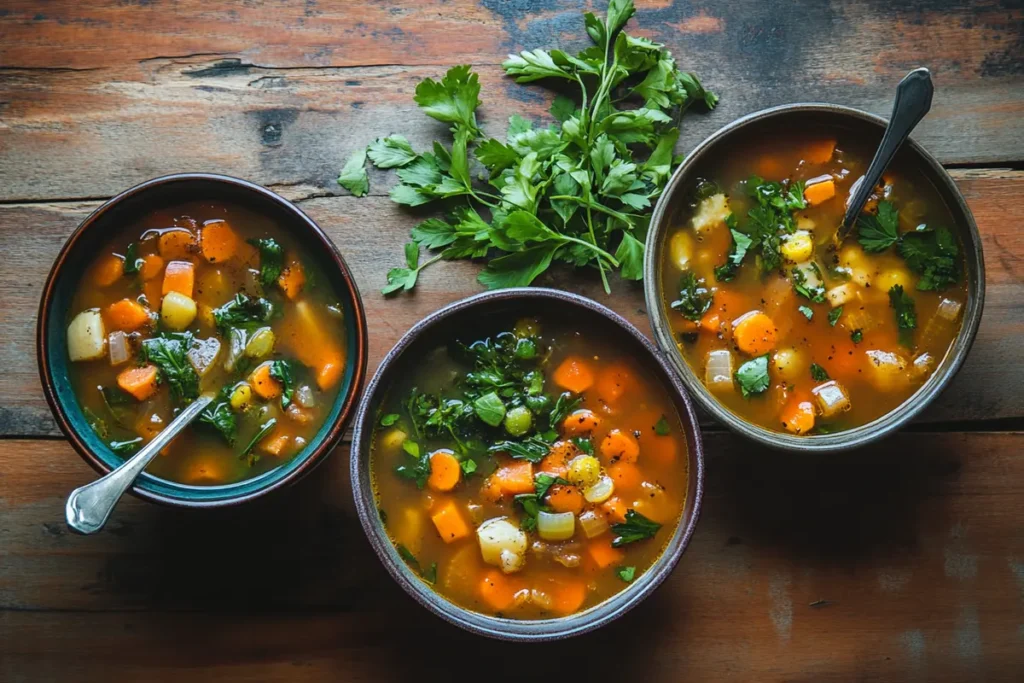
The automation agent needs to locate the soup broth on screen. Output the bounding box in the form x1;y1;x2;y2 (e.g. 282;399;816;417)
67;200;347;485
371;318;688;619
660;129;967;435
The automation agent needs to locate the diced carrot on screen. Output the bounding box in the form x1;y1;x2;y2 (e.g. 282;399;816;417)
699;311;721;333
479;569;524;612
316;351;345;391
600;429;640;464
142;278;163;312
709;287;750;324
780;395;816;435
804;178;836;206
607;462;643;495
552;356;596;394
732;311;778;356
139;253;164;281
427;450;462;492
92;254;124;287
117;364;159;401
539;441;575;476
430;499;471;543
158;229;197;260
491;459;534;495
550;580;588;615
803;139;837;164
282;300;346;391
587;538;625;570
594;364;632;404
162;260;195;298
105;298;149;332
481;476;504;503
260;432;292;456
278;256;306;300
547;485;585;515
562;409;601;435
199;220;239;263
601;497;628;523
249;362;282;400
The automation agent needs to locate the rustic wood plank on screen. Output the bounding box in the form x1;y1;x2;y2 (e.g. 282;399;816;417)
1;432;1022;682
0;0;1022;203
1;170;1020;437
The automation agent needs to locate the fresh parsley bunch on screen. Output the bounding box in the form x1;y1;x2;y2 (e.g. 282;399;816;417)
337;0;716;295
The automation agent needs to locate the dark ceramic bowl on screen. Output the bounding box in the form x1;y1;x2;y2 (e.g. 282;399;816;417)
644;104;986;452
350;288;705;641
37;173;368;506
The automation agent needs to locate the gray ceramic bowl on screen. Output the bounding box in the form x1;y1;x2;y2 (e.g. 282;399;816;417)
644;104;985;452
350;288;705;640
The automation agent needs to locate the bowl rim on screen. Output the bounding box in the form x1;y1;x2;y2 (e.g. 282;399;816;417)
643;103;987;452
36;172;368;507
349;287;706;641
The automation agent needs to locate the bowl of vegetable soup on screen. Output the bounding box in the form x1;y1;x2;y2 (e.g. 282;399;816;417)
350;288;704;640
37;173;367;506
644;104;985;452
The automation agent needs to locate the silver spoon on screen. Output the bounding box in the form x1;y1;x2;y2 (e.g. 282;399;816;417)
835;67;933;245
65;394;212;534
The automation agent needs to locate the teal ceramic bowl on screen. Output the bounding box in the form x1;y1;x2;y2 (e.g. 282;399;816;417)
36;173;368;506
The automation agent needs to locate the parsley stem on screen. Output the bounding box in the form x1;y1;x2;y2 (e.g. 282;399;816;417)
548;195;635;226
560;231;620;268
467;189;499;209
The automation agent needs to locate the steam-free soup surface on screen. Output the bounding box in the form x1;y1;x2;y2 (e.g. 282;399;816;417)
66;200;347;485
371;319;688;619
660;130;967;435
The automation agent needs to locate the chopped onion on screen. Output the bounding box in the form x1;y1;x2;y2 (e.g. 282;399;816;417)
107;331;130;366
477;517;527;568
223;328;247;371
583;475;615;504
537;511;575;541
578;510;609;539
912;352;935;378
936;298;963;321
554;550;581;568
705;349;734;391
812;380;851;418
499;549;524;574
825;283;858;308
529;589;554;610
864;350;910;391
295;384;316;408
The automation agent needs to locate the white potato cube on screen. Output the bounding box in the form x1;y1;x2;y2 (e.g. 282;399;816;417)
875;269;915;293
67;309;107;362
826;283;859;308
864;350;910;391
669;230;695;271
691;193;731;235
161;291;197;330
772;347;808;382
812;380;851;418
378;427;407;452
477;517;527;571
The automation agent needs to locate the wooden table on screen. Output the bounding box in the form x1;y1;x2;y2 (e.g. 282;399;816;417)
1;1;1022;680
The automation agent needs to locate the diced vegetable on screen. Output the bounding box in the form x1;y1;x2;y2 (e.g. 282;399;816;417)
229;382;253;410
705;349;734;391
160;291;197;330
67;309;107;362
477;517;527;571
427;450;462;492
691;193;730;235
379;428;407;452
803;139;836;164
283;300;345;390
116;364;160;401
546;484;584;514
586;539;625;569
804;177;835;205
669;230;695;271
91;254;124;287
162;260;195;298
284;403;313;424
537;511;575;541
243;327;276;359
607;461;642;495
780;395;815;434
566;454;601;488
583;475;615;504
600;429;639;463
490;459;534;495
503;405;532;436
732;311;778;355
771;347;807;382
223;328;246;372
186;337;221;377
249;362;282;400
936;298;963;321
552;356;595;393
158;229;197;259
139;253;164;281
595;364;632;404
260;432;291;456
107;331;130;366
825;283;858;308
562;408;601;434
431;499;472;544
106;298;150;332
295;384;316;408
812;380;851;418
278;256;306;299
875;268;915;294
199;220;239;263
911;352;935;379
479;570;525;611
578;509;610;539
864;349;910;391
780;230;813;263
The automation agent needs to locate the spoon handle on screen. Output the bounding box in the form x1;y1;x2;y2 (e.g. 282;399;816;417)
65;395;212;534
838;68;933;241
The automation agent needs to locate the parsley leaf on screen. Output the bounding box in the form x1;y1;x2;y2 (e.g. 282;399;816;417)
611;509;662;547
617;566;637;582
198;396;236;445
670;272;712;321
337;148;369;197
898;225;959;291
212;293;273;333
142;333;199;404
472;391;507;427
572;436;594;455
367;135;417;169
654;415;671;436
247;237;283;288
414;65;481;134
798;305;814;320
888;284;917;347
714;219;753;282
857;201;899;252
380;413;400;427
735;354;770;398
549;391;582;428
269;360;295;408
828;306;843;327
534;472;568;500
810;363;830;382
395;440;432;488
851;329;863;344
382;243;442;295
121;242;141;275
240;418;277;466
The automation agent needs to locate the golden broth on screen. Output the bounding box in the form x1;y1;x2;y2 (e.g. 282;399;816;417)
660;130;967;435
371;321;688;619
67;200;347;485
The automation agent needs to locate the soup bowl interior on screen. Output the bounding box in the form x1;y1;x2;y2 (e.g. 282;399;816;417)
38;173;367;506
350;288;705;640
644;104;985;452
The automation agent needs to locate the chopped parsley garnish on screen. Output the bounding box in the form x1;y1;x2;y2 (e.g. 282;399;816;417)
828;306;843;327
269;359;295;408
395;440;432;488
611;509;662;547
888;284;917;347
141;332;199;404
534;472;568;500
735;354;770;398
197;394;236;445
572;436;594;455
654;415;671;436
810;363;830;382
472;391;507;427
671;272;713;322
121;242;141;275
798;305;814;320
240;418;277;466
380;413;400;427
899;225;960;291
851;329;863;344
791;264;826;303
617;566;637;583
212;294;274;333
857;200;900;252
489;436;552;463
248;237;284;287
714;216;752;282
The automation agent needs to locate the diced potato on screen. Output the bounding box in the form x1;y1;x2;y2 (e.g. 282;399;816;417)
500;549;525;574
67;309;107;362
850;268;873;287
705;349;734;391
379;428;408;452
477;517;527;573
394;506;425;556
669;230;695;271
187;337;221;377
229;382;252;410
243;327;275;359
875;269;915;293
160;291;197;330
864;350;910;391
781;230;814;263
772;347;808;382
842;307;878;333
826;283;858;308
691;193;731;235
812;380;851;418
632;481;677;524
839;244;868;270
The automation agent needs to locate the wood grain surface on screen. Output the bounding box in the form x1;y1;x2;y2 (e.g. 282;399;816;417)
0;0;1022;681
